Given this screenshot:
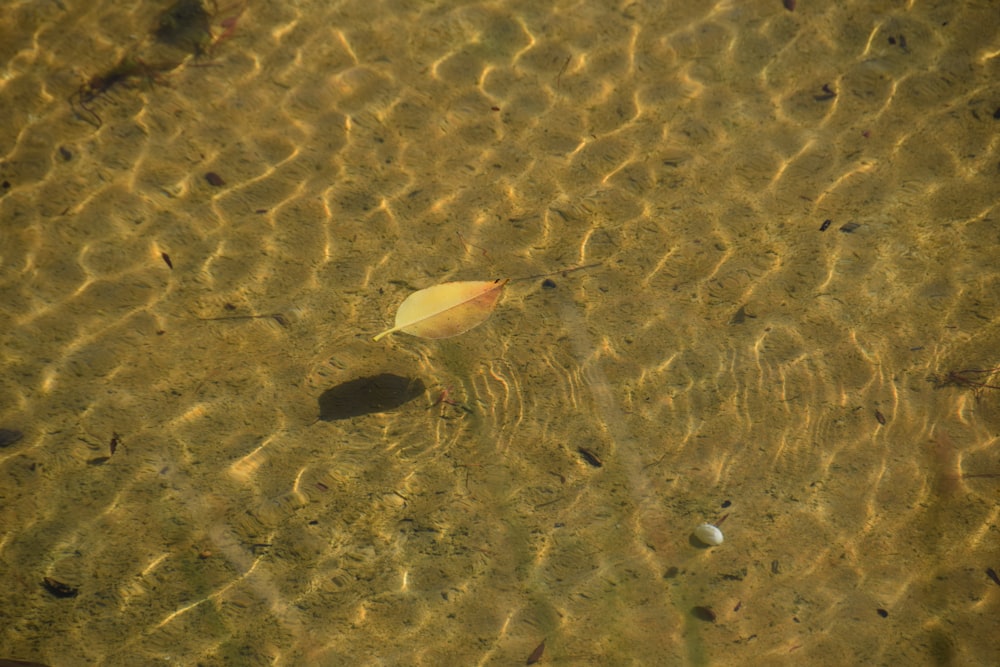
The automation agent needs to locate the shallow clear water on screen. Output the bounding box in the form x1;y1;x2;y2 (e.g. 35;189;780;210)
1;1;999;665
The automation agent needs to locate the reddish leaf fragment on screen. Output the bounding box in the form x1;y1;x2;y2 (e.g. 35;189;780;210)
204;171;225;186
526;639;545;665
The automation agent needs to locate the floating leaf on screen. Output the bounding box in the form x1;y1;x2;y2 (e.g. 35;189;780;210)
373;279;509;342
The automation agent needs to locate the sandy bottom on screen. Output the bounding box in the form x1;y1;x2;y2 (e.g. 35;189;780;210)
1;0;998;665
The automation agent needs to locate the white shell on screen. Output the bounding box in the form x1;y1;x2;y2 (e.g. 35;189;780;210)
694;523;724;546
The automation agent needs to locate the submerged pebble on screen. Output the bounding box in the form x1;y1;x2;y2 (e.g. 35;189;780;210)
694;523;724;546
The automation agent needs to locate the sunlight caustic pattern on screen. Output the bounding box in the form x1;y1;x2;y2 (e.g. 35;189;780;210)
1;0;999;664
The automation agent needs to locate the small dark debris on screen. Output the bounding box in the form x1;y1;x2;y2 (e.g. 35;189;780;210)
733;600;742;612
691;606;717;622
876;608;889;618
491;106;500;112
819;219;832;232
721;500;731;508
993;107;1000;120
663;566;680;579
875;409;886;425
255;209;268;214
525;639;545;665
318;374;426;421
87;456;110;466
0;429;24;447
110;432;121;456
730;305;756;325
987;568;1000;587
42;577;78;598
839;222;860;233
771;560;780;574
0;657;52;666
59;146;73;161
577;447;603;467
205;172;225;187
161;252;173;269
541;278;557;289
782;0;795;11
2;180;10;189
813;84;836;102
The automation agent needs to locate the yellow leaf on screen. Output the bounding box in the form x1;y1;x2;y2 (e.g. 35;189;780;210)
373;279;509;342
